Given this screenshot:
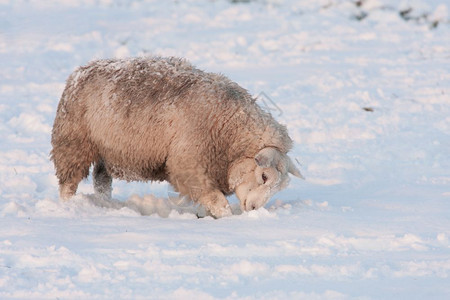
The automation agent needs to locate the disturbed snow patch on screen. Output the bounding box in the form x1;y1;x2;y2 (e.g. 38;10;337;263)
1;193;279;219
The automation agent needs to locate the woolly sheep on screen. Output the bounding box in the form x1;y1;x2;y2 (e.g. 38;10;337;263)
50;57;303;218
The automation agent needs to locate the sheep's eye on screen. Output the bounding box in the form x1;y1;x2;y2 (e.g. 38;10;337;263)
262;173;268;184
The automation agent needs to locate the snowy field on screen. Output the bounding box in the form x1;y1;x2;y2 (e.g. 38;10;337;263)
1;0;450;299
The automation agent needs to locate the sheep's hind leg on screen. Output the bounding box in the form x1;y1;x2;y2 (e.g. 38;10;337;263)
93;160;112;199
60;181;80;201
52;143;93;201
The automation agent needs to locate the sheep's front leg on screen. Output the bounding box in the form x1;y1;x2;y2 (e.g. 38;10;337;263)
198;190;232;218
167;159;232;218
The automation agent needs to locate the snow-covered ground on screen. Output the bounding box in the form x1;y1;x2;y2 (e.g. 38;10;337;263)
1;0;450;299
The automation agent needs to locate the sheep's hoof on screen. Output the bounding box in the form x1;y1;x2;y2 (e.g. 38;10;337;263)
209;205;232;219
59;184;77;201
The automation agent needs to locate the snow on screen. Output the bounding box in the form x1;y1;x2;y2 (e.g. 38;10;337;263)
1;0;449;299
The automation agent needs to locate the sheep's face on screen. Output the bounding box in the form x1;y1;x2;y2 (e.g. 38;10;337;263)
229;147;303;212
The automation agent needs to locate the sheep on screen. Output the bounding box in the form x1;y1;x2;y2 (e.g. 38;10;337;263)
50;56;303;218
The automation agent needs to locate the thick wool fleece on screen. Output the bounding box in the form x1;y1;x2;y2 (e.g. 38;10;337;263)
51;56;294;217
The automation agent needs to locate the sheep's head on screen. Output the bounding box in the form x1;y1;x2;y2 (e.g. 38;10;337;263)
228;147;304;212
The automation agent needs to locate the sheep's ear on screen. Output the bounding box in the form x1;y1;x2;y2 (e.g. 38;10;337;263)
254;148;277;168
287;156;305;179
255;148;304;179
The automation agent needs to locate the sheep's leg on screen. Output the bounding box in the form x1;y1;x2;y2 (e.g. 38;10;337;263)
93;160;112;199
59;181;79;201
57;165;90;201
51;136;97;201
198;190;232;218
168;159;232;218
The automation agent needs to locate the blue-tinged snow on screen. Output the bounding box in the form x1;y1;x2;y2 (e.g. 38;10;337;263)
0;0;449;299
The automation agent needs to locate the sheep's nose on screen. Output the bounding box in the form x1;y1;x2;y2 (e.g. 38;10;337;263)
251;204;256;210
